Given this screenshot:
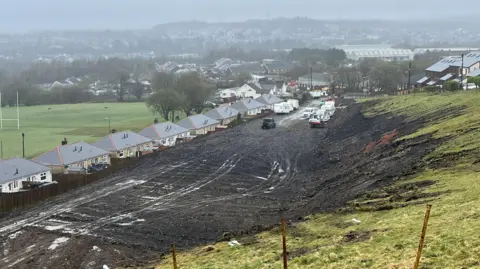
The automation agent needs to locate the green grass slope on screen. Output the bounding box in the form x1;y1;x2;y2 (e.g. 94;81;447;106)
0;103;160;159
148;92;480;269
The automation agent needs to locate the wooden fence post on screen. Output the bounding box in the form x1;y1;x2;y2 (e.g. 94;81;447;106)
413;204;432;269
172;242;178;269
281;217;288;269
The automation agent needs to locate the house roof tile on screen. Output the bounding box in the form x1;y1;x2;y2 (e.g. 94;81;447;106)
93;131;152;152
139;121;189;140
0;158;51;184
204;107;240;120
176;114;220;130
33;141;109;166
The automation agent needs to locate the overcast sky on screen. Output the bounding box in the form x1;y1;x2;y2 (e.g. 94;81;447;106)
1;0;479;32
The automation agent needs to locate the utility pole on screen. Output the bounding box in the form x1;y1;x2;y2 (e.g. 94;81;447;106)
460;53;464;90
310;66;313;91
21;133;25;158
407;61;412;89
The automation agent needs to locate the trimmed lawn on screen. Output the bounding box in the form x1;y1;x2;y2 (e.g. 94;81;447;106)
0;102;165;159
141;91;480;269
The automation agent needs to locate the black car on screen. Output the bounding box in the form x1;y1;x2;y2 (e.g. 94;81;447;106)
261;118;276;129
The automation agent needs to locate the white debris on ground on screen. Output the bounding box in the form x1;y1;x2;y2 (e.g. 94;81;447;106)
228;240;241;247
8;231;22;239
92;246;101;252
352;218;361;223
44;225;65;231
47;237;69;250
103;265;110;269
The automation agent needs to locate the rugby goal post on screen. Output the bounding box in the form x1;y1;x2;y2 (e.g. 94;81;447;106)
0;91;20;130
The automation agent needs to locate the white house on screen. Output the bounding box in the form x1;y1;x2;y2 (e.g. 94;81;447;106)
255;94;284;110
235;84;261;98
0;158;53;193
218;87;239;99
139;121;189;147
230;98;266;116
177;114;220;135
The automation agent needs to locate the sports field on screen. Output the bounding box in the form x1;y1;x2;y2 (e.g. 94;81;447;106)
0;102;163;159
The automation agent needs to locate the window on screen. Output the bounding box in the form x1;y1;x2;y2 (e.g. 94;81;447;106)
119;151;124;157
102;155;108;162
13;181;18;188
40;173;47;180
8;183;12;191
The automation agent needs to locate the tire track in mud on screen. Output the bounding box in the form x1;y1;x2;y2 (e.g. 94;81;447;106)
0;103;329;269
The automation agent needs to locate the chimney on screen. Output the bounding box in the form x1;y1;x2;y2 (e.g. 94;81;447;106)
79;146;82;152
14;168;18;175
73;146;77;151
61;138;68;145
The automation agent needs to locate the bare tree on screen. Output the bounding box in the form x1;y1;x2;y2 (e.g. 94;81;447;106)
174;72;216;116
116;71;129;102
146;89;185;121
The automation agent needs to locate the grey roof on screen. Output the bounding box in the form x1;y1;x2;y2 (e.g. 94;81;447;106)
425;62;450;72
263;61;295;72
230;98;266;112
33;141;110;166
176;114;220;130
0;158;51;184
426;53;480;72
426;80;437;86
255;94;284;105
204;106;239;120
416;76;430;84
93;131;152;152
440;73;454;81
139;121;189;140
298;73;330;86
228;63;266;75
467;69;480;77
247;83;262;92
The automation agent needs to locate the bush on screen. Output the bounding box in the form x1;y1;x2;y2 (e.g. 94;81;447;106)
445;80;461;91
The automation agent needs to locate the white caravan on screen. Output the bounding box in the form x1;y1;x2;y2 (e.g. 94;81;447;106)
273;102;294;114
286;99;299;110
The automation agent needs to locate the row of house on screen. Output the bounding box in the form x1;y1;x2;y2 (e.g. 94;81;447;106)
417;52;480;87
217;81;297;103
0;94;286;193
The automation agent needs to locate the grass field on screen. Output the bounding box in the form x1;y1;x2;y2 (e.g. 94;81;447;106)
147;92;480;269
0;102;163;159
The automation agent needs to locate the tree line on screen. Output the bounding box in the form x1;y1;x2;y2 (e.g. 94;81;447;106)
146;72;216;121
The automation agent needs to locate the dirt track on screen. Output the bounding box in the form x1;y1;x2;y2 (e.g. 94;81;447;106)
0;100;441;268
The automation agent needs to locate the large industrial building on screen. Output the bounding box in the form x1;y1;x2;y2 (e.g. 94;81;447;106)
335;44;414;62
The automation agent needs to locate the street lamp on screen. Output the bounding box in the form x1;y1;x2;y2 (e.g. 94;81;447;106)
105;117;111;133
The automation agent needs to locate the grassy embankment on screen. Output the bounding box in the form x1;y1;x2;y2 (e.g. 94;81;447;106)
0;103;167;159
147;91;480;269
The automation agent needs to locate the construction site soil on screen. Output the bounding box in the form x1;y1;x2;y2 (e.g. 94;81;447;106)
0;99;444;269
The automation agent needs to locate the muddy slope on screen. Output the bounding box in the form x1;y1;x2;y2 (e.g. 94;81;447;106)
0;100;444;269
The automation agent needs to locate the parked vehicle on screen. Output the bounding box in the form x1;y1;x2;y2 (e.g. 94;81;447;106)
88;163;110;173
261;118;276;129
303;107;316;118
273;102;293;114
323;103;336;117
309;91;323;99
287;99;299;110
308;114;325;128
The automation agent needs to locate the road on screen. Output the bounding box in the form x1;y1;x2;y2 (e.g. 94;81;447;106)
0;101;331;269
